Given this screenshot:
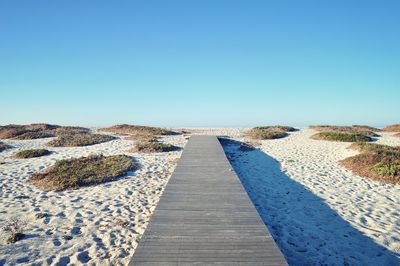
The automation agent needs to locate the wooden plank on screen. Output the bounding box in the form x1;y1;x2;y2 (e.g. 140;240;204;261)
129;135;287;265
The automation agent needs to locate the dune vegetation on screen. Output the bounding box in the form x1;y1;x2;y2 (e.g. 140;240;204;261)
47;134;115;147
13;131;55;140
0;124;90;140
245;125;295;140
382;124;400;132
341;142;400;184
51;126;90;136
132;138;179;153
310;125;379;137
28;155;136;190
311;132;372;142
100;124;175;141
0;141;12;152
13;149;51;159
310;125;379;142
351;125;380;132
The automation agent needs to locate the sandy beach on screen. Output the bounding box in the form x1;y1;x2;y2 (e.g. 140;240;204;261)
0;131;187;265
223;128;400;265
0;128;399;265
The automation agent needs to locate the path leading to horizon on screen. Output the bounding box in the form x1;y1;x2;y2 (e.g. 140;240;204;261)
130;135;287;265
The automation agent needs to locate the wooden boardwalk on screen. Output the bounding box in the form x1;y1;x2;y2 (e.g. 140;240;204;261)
130;135;287;266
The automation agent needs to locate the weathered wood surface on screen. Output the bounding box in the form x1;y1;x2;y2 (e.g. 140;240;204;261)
130;135;287;266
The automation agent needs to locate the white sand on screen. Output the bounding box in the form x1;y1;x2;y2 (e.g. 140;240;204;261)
223;128;400;265
1;127;399;265
0;133;187;265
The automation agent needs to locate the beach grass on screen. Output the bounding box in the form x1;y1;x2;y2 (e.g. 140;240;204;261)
311;131;373;142
0;141;12;152
14;149;51;159
28;155;136;190
382;124;400;132
341;142;400;184
245;125;295;140
47;134;115;147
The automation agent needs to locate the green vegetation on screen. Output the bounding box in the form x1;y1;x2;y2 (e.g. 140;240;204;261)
309;125;379;137
28;155;136;190
0;124;90;140
47;134;115;147
371;163;400;178
341;142;400;184
311;131;372;142
245;125;295;140
132;138;179;153
0;141;12;152
14;149;51;159
382;124;400;132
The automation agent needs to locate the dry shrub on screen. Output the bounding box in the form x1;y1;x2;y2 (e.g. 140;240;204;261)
0;124;91;140
25;124;60;131
351;125;380;131
257;125;296;132
0;127;27;139
348;142;400;153
47;134;115;147
341;142;400;184
309;125;379;137
395;133;400;138
14;149;51;159
13;131;55;140
244;125;295;140
2;218;27;244
52;126;90;136
311;132;372;142
382;124;400;132
28;155;136;190
100;124;172;136
131;139;179;153
0;141;12;152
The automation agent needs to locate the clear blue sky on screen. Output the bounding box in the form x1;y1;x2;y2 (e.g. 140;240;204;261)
0;1;399;127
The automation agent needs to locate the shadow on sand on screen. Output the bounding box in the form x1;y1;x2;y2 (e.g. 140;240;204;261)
220;138;400;266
